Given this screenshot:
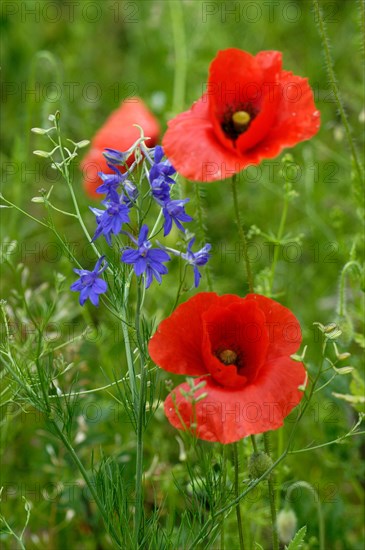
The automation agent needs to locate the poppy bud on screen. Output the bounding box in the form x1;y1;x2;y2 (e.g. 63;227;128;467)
248;451;273;478
276;508;298;544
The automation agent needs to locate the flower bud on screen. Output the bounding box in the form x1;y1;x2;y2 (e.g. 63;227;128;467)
248;451;273;478
276;508;297;544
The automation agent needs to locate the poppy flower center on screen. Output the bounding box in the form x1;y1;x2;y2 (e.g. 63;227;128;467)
221;105;258;141
218;349;238;365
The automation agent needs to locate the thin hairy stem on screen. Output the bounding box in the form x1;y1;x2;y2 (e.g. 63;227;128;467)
231;175;254;292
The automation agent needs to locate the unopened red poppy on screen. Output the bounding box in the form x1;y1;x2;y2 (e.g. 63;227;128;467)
148;292;306;444
162;49;320;182
81;98;160;197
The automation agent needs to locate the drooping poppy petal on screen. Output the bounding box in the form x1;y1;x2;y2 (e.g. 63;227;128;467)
164;355;305;444
81;98;160;197
162;49;320;182
149;292;306;443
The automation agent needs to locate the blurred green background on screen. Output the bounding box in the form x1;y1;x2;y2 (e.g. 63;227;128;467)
1;0;364;548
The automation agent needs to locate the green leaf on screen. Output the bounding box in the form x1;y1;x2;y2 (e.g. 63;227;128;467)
285;526;307;550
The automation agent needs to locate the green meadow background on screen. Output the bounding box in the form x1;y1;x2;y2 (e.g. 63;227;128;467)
1;1;364;548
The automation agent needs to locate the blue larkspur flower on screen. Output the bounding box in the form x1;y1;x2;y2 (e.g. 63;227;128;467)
182;238;211;287
162;198;193;236
90;195;130;246
96;164;126;198
149;145;176;205
103;148;130;166
70;256;108;306
121;224;170;288
121;179;138;207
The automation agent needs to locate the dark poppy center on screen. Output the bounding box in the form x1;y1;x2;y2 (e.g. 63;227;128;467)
221;105;258;140
216;348;245;372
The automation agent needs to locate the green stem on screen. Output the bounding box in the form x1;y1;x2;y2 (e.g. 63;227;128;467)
233;442;245;550
51;420;121;547
263;433;279;550
54;118;101;259
121;277;137;403
269;185;289;292
231;175;254;293
134;282;147;548
194;184;213;291
220;446;227;550
337;260;361;316
250;434;258;453
169;0;187;114
313;0;364;189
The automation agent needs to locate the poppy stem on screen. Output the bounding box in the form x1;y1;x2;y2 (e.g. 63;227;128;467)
169;0;187;115
233;442;246;550
313;0;365;199
263;432;279;550
250;434;258;453
231;175;254;293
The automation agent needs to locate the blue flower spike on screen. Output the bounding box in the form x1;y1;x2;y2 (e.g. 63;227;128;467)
70;256;108;306
182;237;212;287
162;198;193;236
121;224;171;288
90;195;130;246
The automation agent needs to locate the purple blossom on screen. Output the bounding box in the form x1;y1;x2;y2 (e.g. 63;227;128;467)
149;146;176;205
121;224;170;288
103;148;130;166
90;195;130;246
182;238;211;287
96;164;126;198
121;179;138;207
162;198;193;236
150;175;171;206
70;256;108;306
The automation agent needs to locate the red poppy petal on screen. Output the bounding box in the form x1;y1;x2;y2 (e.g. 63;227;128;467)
245;294;302;359
92;98;160;150
208;50;283;153
164;357;305;443
260;71;320;151
149;293;225;376
162;95;249;182
208;49;263;117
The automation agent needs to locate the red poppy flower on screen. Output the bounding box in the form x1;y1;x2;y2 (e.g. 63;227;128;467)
81;98;160;197
162;49;320;182
148;292;306;444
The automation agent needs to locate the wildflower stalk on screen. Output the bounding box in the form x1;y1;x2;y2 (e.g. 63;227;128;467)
134;281;147;548
268;178;290;292
194;185;213;291
233;442;245;550
250;434;258;453
231;174;254;292
169;0;187;115
52;115;101;259
263;432;279;550
50;420;121;547
313;0;364;191
337;260;362;317
121;277;137;402
220;445;227;549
